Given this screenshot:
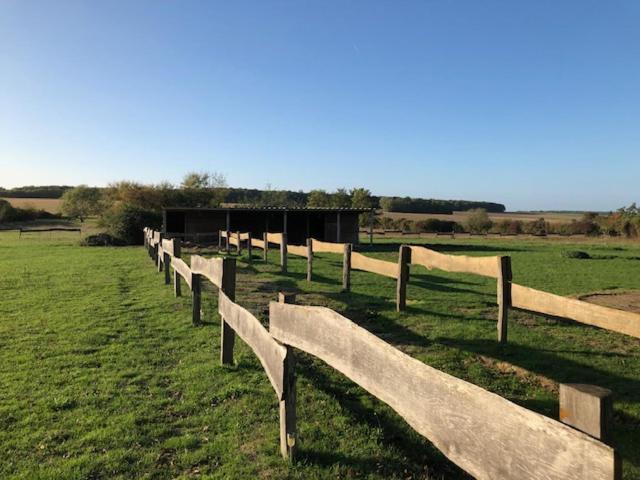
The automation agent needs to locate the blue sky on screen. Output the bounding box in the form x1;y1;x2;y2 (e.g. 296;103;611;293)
1;1;639;210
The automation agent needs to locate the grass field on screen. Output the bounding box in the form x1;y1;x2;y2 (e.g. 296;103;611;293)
1;197;62;213
382;210;584;224
1;232;639;479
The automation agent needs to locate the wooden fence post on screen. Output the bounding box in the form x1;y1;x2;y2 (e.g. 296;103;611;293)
191;273;201;326
396;245;411;312
281;233;288;273
306;238;312;282
163;251;171;285
263;232;269;262
226;230;231;254
173;239;182;297
247;232;252;264
236;231;241;255
278;292;297;460
342;243;352;292
497;256;512;344
218;230;222;251
157;233;164;273
220;257;237;365
559;384;615;445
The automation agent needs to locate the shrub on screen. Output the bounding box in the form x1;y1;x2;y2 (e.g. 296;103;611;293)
100;203;161;245
414;218;461;233
81;233;125;247
562;250;591;259
0;199;59;223
466;209;493;233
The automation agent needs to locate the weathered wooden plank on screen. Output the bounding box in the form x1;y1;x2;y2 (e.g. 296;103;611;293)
171;257;193;288
218;291;287;398
251;237;266;249
287;244;308;258
190;255;223;289
560;384;614;444
220;257;237;365
229;235;240;247
239;232;250;241
409;245;501;278
351;252;398;279
311;238;346;254
161;238;175;258
267;232;284;245
342;243;352;292
269;303;618;480
277;293;297;461
396;245;411;311
511;283;640;339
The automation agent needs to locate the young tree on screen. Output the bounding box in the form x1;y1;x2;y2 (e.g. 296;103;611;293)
61;185;103;222
331;188;351;208
465;208;493;233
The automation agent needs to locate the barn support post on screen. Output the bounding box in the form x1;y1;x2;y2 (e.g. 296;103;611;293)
173;238;182;297
306;238;313;282
342;243;352;292
369;208;374;246
396;245;411;312
247;232;253;264
220;257;237;365
280;233;288;273
336;212;341;243
236;230;241;255
497;256;512;343
225;230;231;254
277;292;297;461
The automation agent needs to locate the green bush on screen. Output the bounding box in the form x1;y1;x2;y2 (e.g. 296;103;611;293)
81;233;126;247
100;203;161;245
562;250;591;259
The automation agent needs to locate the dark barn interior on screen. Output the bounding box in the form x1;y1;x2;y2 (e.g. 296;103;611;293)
163;207;369;244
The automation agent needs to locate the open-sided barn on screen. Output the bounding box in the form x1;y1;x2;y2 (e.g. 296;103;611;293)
163;207;371;244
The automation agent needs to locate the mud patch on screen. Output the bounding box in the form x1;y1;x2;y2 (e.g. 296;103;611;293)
579;291;640;314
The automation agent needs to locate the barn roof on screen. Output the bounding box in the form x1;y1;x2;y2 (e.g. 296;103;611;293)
164;206;371;213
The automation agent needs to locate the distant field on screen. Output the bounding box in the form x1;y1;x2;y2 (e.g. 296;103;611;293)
382;210;584;224
1;197;62;213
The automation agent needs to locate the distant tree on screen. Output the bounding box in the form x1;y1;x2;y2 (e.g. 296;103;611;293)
466;208;493;233
61;185;103;222
331;188;352;208
181;171;227;189
350;188;373;209
307;189;331;207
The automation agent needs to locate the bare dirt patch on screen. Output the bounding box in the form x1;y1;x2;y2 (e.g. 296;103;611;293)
579;291;640;314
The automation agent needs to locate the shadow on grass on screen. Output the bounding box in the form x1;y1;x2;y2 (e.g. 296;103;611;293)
437;334;640;466
295;355;472;479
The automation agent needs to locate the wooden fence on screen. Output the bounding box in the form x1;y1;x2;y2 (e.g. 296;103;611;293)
143;227;622;477
269;301;620;480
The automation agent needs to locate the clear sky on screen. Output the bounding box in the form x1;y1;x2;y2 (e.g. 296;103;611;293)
1;1;639;211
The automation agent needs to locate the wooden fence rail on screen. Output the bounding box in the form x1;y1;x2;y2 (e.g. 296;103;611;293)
511;283;640;339
269;302;620;480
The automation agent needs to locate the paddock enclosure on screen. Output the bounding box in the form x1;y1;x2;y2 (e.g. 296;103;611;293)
145;227;640;479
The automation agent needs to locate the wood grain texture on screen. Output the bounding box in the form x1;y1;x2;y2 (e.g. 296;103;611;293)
219;291;287;399
239;232;250;240
351;252;398;279
287;244;308;258
511;283;640;339
171;257;193;288
409;245;501;278
190;255;223;289
311;238;346;254
269;303;618;480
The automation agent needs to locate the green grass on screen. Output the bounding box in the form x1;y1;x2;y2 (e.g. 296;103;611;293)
1;231;639;479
